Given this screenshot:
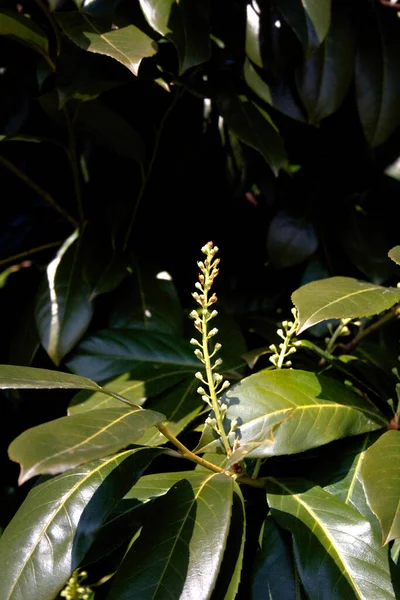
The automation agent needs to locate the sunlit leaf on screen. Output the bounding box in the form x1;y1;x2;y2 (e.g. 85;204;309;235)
35;230;93;366
9;406;165;483
361;430;400;545
389;246;400;266
197;369;386;460
56;12;157;76
0;364;100;391
301;0;331;44
292;276;400;334
139;0;210;74
267;477;396;599
0;449;160;600
107;473;233;599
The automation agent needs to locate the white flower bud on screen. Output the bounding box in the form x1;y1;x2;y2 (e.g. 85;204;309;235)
208;328;218;337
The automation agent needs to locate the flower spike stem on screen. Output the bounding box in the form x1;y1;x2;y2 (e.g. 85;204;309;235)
190;242;232;456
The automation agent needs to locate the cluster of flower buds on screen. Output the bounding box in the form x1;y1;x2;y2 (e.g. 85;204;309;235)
190;242;235;446
60;571;92;600
269;307;298;368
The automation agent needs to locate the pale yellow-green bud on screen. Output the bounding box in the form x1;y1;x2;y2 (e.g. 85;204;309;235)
208;327;218;338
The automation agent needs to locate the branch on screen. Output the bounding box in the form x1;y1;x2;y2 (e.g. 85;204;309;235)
0;155;78;227
341;306;400;352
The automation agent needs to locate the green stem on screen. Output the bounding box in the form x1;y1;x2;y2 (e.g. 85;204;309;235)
122;89;183;252
202;305;232;456
0;155;78;226
252;458;263;479
64;107;84;223
0;241;62;267
326;318;351;354
35;0;61;57
276;319;297;369
343;306;400;352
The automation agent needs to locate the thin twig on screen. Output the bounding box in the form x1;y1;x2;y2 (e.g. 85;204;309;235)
0;155;78;226
122;88;184;251
0;241;62;267
35;0;61;56
64;106;84;223
341;306;400;352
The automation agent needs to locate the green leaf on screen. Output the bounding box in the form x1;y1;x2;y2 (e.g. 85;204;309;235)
124;470;208;501
66;329;199;381
296;6;353;125
133;378;203;446
389;246;400;266
107;472;234;600
267;477;396;599
0;365;100;391
301;0;331;44
35;230;94;366
308;433;381;525
68;369;189;414
77;100;146;164
109;266;182;335
0;10;50;62
211;483;246;600
217;93;287;175
244;59;306;122
139;0;210;74
198;369;386;460
0;449;160;600
356;8;400;148
245;2;262;68
292;276;400;335
9;406;165;484
55;12;157;76
267;211;318;268
361;430;400;545
251;515;299;599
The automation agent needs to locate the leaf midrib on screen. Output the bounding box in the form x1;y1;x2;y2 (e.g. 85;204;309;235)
80;13;135;68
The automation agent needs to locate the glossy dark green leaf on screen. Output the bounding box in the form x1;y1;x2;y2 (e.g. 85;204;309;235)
338;207;395;285
217;93;287;175
244;59;305;122
0;449;160;600
55;12;157;76
361;431;400;545
292;276;400;335
66;329;199;382
198;369;386;460
133;378;203;446
301;0;331;44
276;0;309;51
0;10;50;61
389;246;400;266
267;211;318;268
109;267;182;335
107;472;234;600
68;369;189;414
211;482;246;600
251;515;299;599
9;406;165;483
296;6;353;125
0;364;100;391
35;230;94;366
356;8;400;148
267;477;395;599
139;0;210;74
77;101;146;164
309;433;381;524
